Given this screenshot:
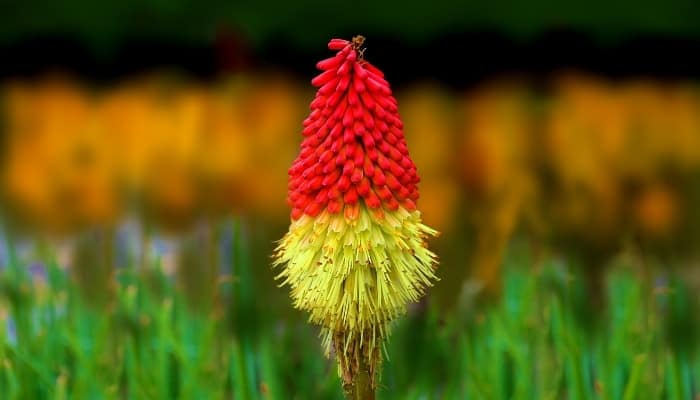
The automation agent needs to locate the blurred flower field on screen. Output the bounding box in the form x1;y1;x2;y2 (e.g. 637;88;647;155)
1;72;700;398
4;74;700;237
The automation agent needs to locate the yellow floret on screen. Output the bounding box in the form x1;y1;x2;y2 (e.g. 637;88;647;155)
273;204;439;364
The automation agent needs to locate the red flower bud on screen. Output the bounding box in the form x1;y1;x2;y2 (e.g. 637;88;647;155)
287;37;422;219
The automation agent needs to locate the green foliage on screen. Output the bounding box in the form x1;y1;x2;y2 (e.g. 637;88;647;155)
0;227;698;399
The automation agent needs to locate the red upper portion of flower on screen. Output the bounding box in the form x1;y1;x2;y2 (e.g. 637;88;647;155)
288;37;420;220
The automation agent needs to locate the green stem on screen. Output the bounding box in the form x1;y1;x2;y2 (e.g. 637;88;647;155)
343;359;375;400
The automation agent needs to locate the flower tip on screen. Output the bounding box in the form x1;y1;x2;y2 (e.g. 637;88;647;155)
291;207;304;220
351;35;365;49
403;198;416;211
328;39;350;50
343;203;360;220
304;202;322;217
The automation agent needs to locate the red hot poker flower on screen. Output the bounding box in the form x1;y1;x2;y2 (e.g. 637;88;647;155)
275;36;438;392
288;37;420;221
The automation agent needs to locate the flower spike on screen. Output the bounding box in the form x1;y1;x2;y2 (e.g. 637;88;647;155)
274;36;439;393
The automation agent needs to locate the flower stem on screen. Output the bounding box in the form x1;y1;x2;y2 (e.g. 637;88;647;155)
343;358;375;400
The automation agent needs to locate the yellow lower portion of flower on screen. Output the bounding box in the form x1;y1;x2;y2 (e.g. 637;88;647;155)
273;204;438;360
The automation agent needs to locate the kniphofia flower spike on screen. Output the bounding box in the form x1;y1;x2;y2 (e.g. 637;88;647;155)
274;36;439;391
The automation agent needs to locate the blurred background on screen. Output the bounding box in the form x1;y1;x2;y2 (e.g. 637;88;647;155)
1;2;700;398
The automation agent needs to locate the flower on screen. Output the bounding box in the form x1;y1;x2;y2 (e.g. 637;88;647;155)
273;36;439;389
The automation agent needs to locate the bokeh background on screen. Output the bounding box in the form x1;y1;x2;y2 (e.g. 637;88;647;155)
1;2;700;398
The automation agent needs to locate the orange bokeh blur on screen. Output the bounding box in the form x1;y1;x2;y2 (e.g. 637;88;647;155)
2;73;699;263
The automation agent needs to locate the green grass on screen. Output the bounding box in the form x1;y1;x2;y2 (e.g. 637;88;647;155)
0;224;698;399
